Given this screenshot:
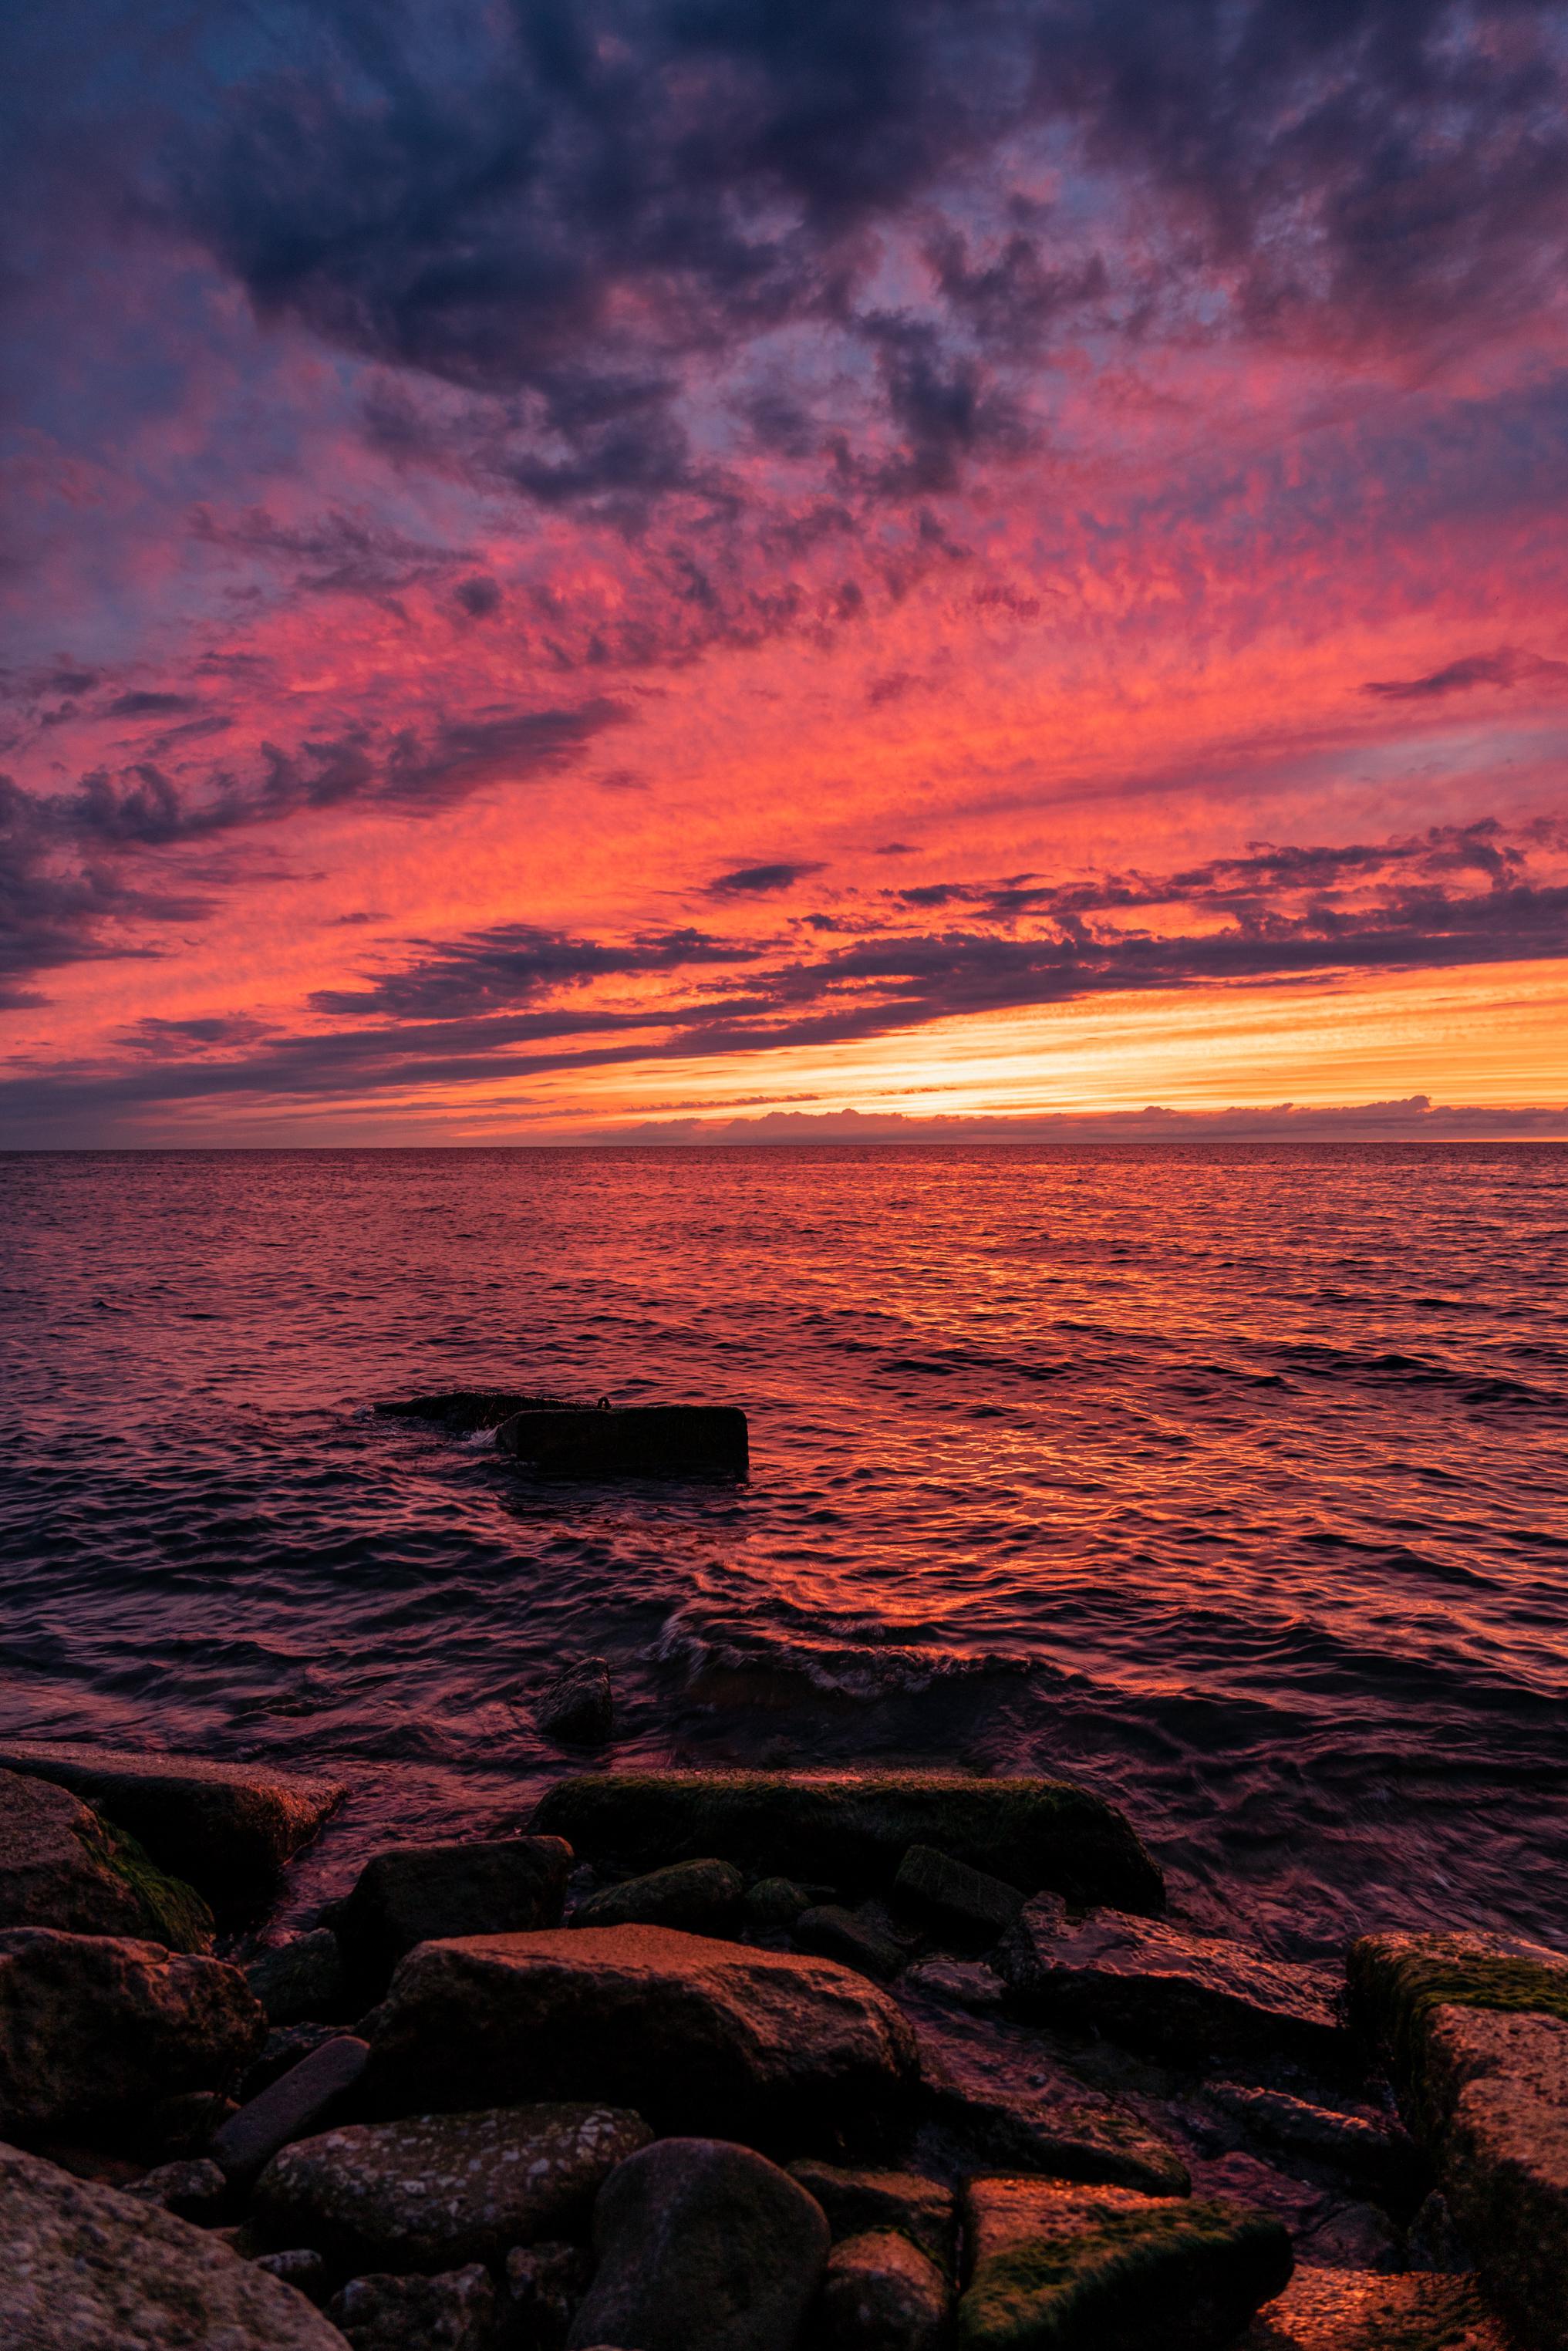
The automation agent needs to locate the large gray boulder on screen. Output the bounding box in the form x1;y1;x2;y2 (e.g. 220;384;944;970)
255;2103;652;2268
0;1742;344;1910
362;1924;919;2149
531;1772;1164;1913
0;1927;265;2139
0;1766;213;1952
0;2140;347;2349
336;1837;572;1996
567;2137;828;2351
1001;1897;1346;2068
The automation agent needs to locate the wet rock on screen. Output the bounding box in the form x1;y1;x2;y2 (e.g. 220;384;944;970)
248;1928;350;2025
0;1764;215;1952
567;2137;829;2351
894;1844;1025;1943
573;1857;743;1934
255;2102;652;2269
1297;2199;1401;2271
0;1926;265;2140
245;2021;347;2099
1002;1897;1347;2069
532;1771;1165;1913
212;2034;369;2190
257;2248;332;2304
363;1924;919;2150
498;1403;750;1479
127;2154;228;2218
505;2241;592;2347
904;1994;1191;2195
1203;2082;1421;2201
1182;2148;1399;2274
538;1659;615;1746
959;2174;1293;2351
1241;2267;1508;2351
786;2160;955;2272
744;1876;819;1934
820;2228;951;2351
329;2262;501;2350
0;1740;345;1911
902;1957;1007;2010
336;1837;572;1996
1347;1927;1568;2127
0;2142;347;2349
796;1901;912;1982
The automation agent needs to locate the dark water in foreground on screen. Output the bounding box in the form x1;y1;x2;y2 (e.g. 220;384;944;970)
2;1145;1565;1954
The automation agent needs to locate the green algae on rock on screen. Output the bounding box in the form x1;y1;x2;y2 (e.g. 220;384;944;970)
572;1857;744;1934
1347;1929;1568;2079
0;1766;214;1953
531;1772;1165;1914
958;2177;1292;2351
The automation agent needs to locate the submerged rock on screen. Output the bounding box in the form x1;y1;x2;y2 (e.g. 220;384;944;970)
567;2137;829;2351
0;2142;346;2350
362;1923;919;2150
819;2228;951;2351
572;1857;743;1934
0;1926;265;2140
255;2103;652;2269
329;2262;500;2350
531;1771;1165;1913
375;1389;568;1431
1002;1897;1347;2069
336;1837;572;1995
0;1740;344;1911
1242;2267;1508;2350
498;1403;750;1478
538;1659;615;1746
958;2175;1293;2351
0;1766;214;1952
212;2035;370;2190
785;2161;956;2272
247;1928;349;2025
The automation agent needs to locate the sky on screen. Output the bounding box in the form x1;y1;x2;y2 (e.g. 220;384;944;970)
3;0;1567;1144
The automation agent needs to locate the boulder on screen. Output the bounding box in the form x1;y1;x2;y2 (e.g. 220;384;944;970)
531;1773;1164;1914
567;2137;829;2351
498;1404;749;1478
1241;2267;1508;2350
1002;1898;1346;2069
538;1660;615;1746
795;1902;912;1982
336;1837;571;1995
255;2103;652;2269
744;1877;818;1935
786;2160;956;2272
819;2228;951;2351
0;2142;347;2349
362;1925;919;2150
247;1929;349;2026
573;1858;743;1934
0;1741;344;1911
212;2036;369;2189
1346;1928;1568;2114
959;2175;1293;2351
0;1927;265;2140
904;1995;1190;2195
126;2156;228;2218
329;2263;501;2350
895;1845;1025;1942
0;1766;214;1952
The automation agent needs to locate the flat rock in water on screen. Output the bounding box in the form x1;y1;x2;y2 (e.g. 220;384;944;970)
1002;1897;1347;2069
0;1925;265;2140
329;2262;499;2350
0;1766;214;1953
362;1923;919;2150
531;1772;1164;1914
903;1995;1191;2196
255;2103;652;2268
336;1837;572;1995
0;1741;344;1909
572;1857;742;1934
786;2160;956;2272
247;1928;349;2025
538;1659;615;1746
0;2142;347;2350
1241;2268;1508;2350
819;2228;951;2351
567;2137;829;2351
498;1404;749;1479
959;2175;1293;2351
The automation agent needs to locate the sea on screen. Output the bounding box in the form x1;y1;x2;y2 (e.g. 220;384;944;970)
2;1144;1564;1955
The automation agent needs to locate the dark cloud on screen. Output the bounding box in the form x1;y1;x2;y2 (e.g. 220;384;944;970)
311;922;755;1020
453;575;503;619
103;690;197;718
707;861;826;897
1363;647;1568;700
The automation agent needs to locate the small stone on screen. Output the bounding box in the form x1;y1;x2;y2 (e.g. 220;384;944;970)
247;1929;349;2026
786;2160;955;2272
567;2137;829;2351
744;1877;819;1934
211;2034;369;2189
336;1837;572;1996
819;2228;950;2351
254;2248;331;2304
255;2102;652;2269
894;1844;1024;1942
572;1857;743;1934
127;2156;228;2218
538;1659;615;1746
795;1903;911;1982
506;2240;592;2346
1242;2267;1509;2350
329;2262;501;2350
0;1766;214;1951
902;1957;1007;2009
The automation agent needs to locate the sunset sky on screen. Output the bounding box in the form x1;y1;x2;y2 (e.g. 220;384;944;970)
4;0;1567;1142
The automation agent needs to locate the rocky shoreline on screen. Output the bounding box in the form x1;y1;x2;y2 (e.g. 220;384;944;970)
0;1740;1560;2350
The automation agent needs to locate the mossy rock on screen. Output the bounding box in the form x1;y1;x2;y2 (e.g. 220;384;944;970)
96;1817;215;1954
1347;1931;1568;2083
